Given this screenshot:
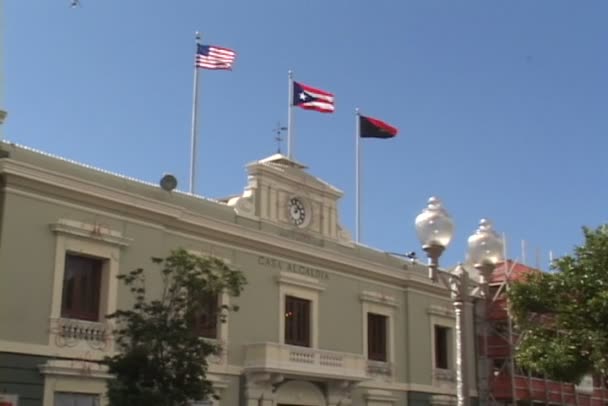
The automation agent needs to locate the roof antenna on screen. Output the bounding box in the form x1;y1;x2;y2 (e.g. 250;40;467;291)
273;122;287;154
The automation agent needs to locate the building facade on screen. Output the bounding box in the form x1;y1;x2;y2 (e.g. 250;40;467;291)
0;142;478;406
483;261;608;406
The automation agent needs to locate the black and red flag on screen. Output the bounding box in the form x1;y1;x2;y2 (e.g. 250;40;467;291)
359;115;398;138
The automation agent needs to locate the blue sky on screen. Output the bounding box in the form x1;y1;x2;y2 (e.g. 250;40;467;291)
4;0;608;269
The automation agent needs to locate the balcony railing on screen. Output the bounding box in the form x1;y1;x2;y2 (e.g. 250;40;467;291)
244;342;368;381
50;317;111;351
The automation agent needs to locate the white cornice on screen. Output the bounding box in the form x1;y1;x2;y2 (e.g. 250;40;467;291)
248;162;343;198
427;305;455;318
50;218;132;247
39;359;112;379
360;291;399;308
276;272;326;292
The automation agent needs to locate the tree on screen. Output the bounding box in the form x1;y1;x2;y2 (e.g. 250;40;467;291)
508;225;608;383
104;248;247;406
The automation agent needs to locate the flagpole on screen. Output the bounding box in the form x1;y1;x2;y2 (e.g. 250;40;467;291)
189;32;202;194
355;108;361;243
287;70;294;159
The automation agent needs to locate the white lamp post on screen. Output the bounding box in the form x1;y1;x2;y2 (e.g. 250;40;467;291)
415;197;504;406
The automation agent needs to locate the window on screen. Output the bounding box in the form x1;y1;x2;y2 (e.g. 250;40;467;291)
285;295;311;347
54;392;99;406
489;284;502;299
367;313;388;362
435;325;450;369
193;294;218;339
61;254;103;321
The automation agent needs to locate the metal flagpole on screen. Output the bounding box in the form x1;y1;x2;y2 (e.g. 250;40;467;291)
287;70;294;159
355;108;361;243
189;32;202;194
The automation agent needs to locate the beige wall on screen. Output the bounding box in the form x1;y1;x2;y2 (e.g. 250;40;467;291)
406;290;476;390
0;182;475;382
0;145;481;401
0;192;58;344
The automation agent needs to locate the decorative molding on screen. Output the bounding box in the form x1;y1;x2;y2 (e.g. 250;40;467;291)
355;380;478;397
50;317;111;351
337;224;354;247
364;388;398;403
430;394;457;406
360;291;398;308
433;368;456;382
227;189;257;219
0;338;242;377
276;271;326;292
367;360;395;383
2;155;456;298
244;342;367;382
247;156;343;198
427;305;454;318
50;218;132;247
39;359;112;379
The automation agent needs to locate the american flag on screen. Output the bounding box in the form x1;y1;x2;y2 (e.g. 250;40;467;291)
195;44;237;70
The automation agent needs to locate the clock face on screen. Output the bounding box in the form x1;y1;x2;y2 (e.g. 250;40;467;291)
288;197;307;227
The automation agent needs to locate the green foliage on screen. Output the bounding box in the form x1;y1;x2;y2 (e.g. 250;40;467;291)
104;248;246;406
508;225;608;383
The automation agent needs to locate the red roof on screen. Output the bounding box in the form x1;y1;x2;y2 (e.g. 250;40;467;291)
490;260;540;284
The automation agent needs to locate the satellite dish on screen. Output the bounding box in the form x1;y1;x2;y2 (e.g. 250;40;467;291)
159;174;178;192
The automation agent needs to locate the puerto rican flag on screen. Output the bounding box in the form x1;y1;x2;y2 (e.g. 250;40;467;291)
292;81;335;113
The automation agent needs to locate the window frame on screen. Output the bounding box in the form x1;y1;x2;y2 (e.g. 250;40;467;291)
186;249;233;349
60;253;104;322
367;312;388;362
49;219;129;352
428;304;457;383
41;360;110;406
277;271;325;349
360;291;397;366
284;295;312;347
434;324;451;370
54;391;100;406
193;292;220;340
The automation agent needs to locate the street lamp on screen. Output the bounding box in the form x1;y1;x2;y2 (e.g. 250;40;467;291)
415;197;504;406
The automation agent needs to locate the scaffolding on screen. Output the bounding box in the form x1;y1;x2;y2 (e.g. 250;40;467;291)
479;259;608;406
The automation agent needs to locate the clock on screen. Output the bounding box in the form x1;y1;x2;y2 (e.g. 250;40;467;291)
288;197;307;227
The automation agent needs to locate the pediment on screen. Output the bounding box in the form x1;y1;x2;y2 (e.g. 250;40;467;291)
228;154;352;245
247;154;342;199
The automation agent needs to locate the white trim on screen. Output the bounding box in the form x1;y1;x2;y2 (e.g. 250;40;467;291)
275;380;327;406
0;160;454;296
276;272;326;292
2;185;452;298
187;249;233;350
427;305;455;318
39;359;112;379
429;305;456;389
364;388;398;404
348;380;479;397
50;218;132;247
48;219;126;356
362;291;396;380
205;373;230;406
40;360;109;406
360;290;398;308
277;271;322;348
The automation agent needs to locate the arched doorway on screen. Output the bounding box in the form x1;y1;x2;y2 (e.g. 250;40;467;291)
275;380;327;406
